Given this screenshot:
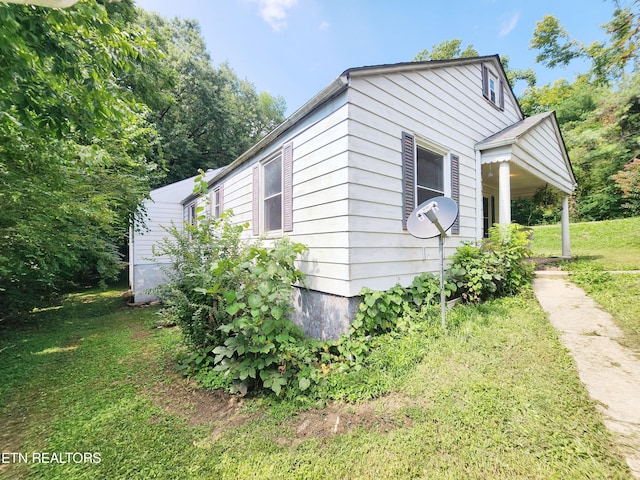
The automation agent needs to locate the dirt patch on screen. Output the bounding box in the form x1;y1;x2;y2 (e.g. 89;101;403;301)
278;393;418;446
148;371;419;446
149;375;249;429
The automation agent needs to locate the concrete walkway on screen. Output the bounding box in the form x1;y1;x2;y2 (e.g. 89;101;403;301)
533;272;640;478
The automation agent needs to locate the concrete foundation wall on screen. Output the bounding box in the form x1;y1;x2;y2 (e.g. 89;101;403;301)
132;263;167;303
291;287;360;340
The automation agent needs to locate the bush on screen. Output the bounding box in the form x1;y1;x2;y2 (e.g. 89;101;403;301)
156;177;535;401
447;223;534;302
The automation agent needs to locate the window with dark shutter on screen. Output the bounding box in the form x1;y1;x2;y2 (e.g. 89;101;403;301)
402;133;460;234
401;132;415;230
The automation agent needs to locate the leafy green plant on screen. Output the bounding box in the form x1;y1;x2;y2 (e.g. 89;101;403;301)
447;224;534;302
154;173;315;396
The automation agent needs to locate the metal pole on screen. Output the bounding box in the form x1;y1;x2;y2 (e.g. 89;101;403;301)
439;234;446;329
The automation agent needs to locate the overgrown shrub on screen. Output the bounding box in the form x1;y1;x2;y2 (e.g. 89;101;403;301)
352;273;441;338
153;172;311;395
157;178;535;401
447;223;534;302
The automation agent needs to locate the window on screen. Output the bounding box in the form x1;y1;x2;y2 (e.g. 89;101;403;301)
402;132;460;234
252;142;294;235
263;156;282;231
489;77;496;103
482;63;504;110
416;145;444;204
211;186;223;219
184;202;197;226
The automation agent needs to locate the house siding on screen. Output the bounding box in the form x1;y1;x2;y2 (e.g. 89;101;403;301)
205;94;352;298
133;57;572;338
344;62;522;295
513;118;574;194
130;175;211;303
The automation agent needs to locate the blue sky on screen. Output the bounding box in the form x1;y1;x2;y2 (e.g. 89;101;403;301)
133;0;615;115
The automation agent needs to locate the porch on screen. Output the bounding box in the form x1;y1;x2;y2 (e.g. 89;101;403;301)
475;111;576;257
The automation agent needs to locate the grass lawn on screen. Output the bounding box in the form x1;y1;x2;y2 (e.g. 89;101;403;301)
531;216;640;270
532;217;640;350
0;287;631;479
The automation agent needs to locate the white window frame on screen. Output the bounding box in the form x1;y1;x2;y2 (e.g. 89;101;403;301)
414;140;451;207
184;201;197;226
261;153;283;234
212;187;221;219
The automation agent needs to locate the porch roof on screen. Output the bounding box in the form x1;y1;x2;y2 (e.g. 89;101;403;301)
475;111;576;197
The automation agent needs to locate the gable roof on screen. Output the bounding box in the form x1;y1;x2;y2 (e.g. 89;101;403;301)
476;111;556;148
153;168;223;203
201;55;519;192
476;111;576;194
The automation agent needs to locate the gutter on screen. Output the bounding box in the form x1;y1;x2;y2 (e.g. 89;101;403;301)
182;74;350;205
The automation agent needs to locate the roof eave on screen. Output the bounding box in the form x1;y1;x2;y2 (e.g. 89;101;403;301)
182;74;350;204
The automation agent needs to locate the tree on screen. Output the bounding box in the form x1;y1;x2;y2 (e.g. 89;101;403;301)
525;1;640;221
561;73;640;220
413;40;536;90
613;157;640;215
413;39;478;61
0;0;160;315
530;1;640;85
134;12;287;184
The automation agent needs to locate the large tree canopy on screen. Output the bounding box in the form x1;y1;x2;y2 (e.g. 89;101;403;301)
530;1;640;85
134;12;286;184
0;0;160;314
522;0;640;221
0;1;288;316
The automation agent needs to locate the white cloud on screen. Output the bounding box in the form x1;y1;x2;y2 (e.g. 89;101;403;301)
318;21;329;31
499;12;520;38
250;0;298;31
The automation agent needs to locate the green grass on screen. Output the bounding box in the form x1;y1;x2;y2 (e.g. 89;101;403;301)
531;217;640;270
531;217;640;350
0;288;631;479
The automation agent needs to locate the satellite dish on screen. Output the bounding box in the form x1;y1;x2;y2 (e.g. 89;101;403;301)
407;196;458;239
406;196;459;329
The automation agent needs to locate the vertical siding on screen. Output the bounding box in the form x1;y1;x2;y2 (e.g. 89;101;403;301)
345;62;522;295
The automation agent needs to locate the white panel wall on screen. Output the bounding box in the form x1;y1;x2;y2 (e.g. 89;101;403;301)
344;62;523;295
208;95;352;297
513;117;575;193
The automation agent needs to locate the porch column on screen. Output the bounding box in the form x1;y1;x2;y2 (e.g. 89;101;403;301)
498;161;511;224
561;195;571;258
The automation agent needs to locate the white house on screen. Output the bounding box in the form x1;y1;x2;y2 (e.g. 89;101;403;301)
129;168;222;303
130;55;576;338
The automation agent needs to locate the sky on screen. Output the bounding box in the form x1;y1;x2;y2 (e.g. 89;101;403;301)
133;0;616;116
